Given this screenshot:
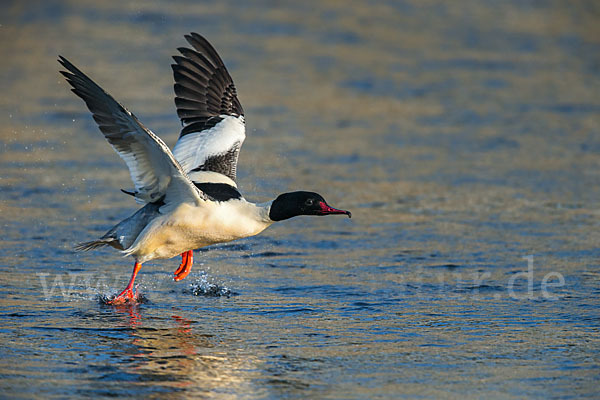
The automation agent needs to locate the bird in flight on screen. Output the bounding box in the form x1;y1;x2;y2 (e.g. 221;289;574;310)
59;33;351;304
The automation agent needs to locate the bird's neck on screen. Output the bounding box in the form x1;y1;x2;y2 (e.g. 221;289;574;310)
263;194;301;222
256;200;277;223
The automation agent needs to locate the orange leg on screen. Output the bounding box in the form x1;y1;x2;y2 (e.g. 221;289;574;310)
174;250;193;281
173;250;189;276
109;262;142;304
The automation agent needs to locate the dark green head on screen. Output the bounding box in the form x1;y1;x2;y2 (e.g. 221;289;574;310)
269;191;351;222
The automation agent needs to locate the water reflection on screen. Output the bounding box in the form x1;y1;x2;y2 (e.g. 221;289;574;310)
105;305;259;398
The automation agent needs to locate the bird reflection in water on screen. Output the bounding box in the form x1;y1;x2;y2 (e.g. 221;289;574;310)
109;301;144;328
106;305;256;394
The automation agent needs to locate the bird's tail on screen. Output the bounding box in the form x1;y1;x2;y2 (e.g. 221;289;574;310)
74;238;116;252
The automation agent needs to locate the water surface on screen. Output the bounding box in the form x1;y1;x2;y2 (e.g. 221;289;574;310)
1;0;599;398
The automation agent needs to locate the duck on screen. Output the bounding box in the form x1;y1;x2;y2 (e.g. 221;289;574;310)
59;33;351;304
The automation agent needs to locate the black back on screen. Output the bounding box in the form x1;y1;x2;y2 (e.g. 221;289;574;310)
193;182;242;202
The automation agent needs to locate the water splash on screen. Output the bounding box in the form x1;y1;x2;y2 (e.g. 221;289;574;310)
96;292;149;305
185;272;234;298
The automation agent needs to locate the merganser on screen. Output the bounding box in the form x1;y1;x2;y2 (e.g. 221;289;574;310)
59;33;351;304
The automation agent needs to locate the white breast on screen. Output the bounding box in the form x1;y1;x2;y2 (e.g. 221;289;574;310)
126;199;272;262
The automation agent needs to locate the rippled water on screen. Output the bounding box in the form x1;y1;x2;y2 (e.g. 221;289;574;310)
1;0;599;398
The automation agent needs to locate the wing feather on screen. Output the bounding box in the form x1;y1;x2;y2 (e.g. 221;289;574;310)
58;56;205;208
171;33;245;182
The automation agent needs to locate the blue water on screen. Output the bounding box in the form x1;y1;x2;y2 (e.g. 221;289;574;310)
1;0;599;398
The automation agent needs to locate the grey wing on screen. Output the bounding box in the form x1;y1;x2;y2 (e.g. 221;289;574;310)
59;56;204;208
171;32;246;182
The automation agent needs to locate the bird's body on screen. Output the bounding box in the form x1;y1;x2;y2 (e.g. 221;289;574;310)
60;33;350;303
125;197;272;263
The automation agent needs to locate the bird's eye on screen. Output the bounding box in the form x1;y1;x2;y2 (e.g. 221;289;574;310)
305;199;314;206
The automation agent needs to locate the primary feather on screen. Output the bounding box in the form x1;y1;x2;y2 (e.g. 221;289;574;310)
171;33;246;182
58;56;205;211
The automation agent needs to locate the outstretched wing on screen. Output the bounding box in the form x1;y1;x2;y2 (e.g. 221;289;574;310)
171;32;245;183
59;56;205;208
